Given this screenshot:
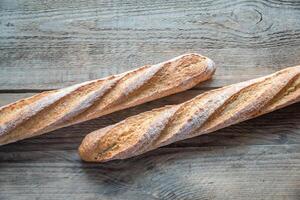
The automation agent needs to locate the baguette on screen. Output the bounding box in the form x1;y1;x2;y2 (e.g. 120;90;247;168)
0;53;215;145
79;65;300;162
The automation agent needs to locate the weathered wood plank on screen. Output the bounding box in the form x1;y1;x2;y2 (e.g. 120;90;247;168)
0;93;299;151
0;93;35;106
1;0;300;90
0;145;299;200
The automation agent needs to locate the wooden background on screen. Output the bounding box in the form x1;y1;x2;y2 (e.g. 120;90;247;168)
0;0;300;199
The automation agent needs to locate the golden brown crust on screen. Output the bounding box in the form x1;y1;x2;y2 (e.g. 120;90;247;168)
0;53;215;145
79;66;300;162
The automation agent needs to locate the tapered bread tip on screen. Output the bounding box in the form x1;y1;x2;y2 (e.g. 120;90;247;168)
79;127;106;162
205;56;216;74
79;125;117;162
78;134;94;162
192;53;216;82
187;53;216;74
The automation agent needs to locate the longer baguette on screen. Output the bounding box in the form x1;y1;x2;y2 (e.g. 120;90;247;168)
0;53;215;145
79;65;300;162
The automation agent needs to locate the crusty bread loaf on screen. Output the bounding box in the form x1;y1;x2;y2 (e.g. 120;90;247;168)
79;65;300;162
0;53;215;145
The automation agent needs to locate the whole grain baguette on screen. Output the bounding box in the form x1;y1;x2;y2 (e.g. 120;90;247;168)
79;65;300;162
0;53;215;145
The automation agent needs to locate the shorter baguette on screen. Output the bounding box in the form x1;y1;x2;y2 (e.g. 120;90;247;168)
0;53;215;145
79;65;300;162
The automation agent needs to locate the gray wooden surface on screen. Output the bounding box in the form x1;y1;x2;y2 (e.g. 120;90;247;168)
0;0;300;199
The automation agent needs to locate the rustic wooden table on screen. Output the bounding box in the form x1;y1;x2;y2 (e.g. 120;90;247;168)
1;0;300;199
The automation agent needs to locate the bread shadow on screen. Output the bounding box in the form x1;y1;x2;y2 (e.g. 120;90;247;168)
78;147;221;199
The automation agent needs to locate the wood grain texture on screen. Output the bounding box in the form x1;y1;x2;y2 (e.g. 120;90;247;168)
1;0;300;90
0;0;300;199
1;145;300;200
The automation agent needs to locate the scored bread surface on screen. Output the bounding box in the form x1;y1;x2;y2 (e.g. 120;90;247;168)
0;53;215;145
79;65;300;162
